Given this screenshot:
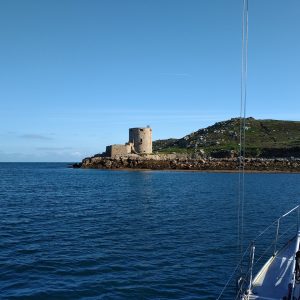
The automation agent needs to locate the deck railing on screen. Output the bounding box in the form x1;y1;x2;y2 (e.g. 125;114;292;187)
217;205;300;300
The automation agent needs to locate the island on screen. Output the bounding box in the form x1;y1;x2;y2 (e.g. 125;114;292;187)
73;118;300;172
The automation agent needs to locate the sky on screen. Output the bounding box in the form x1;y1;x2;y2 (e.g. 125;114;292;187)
0;0;299;162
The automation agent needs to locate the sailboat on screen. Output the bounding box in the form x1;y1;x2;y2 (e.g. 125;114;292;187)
238;206;300;300
218;1;300;299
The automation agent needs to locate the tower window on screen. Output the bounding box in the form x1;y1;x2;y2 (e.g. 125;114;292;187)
140;138;143;143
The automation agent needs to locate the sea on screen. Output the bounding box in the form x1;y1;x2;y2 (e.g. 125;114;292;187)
1;163;299;299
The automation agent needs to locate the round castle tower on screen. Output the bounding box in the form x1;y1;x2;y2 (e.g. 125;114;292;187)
129;127;152;154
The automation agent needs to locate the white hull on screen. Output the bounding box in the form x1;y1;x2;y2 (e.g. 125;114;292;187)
246;232;300;300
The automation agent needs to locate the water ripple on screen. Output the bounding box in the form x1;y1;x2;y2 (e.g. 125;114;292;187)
0;163;299;299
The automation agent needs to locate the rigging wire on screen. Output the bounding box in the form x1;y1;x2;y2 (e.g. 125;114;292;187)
218;0;249;297
238;0;249;268
216;244;251;300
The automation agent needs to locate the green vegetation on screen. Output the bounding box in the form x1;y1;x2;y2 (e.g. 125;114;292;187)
153;147;191;154
153;118;300;158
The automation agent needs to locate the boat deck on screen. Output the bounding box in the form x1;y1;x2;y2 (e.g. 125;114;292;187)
248;233;300;300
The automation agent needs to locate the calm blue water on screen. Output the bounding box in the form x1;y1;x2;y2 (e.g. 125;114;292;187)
0;163;299;299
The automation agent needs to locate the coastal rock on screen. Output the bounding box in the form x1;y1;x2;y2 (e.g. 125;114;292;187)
75;154;300;172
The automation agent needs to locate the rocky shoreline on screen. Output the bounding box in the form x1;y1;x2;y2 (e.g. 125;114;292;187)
73;154;300;172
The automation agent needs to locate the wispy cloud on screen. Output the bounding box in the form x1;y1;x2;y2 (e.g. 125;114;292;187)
0;150;83;162
52;110;222;121
160;72;191;77
35;147;83;158
71;151;82;157
19;134;53;140
36;147;72;151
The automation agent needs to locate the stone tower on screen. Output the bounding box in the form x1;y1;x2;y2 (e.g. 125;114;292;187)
129;127;152;154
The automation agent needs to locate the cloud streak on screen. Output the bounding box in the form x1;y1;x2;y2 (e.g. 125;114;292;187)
19;134;53;140
160;72;191;77
36;147;72;151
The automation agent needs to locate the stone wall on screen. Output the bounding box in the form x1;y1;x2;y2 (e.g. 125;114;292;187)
106;144;130;157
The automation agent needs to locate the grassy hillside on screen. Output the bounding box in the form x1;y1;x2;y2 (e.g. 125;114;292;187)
153;118;300;158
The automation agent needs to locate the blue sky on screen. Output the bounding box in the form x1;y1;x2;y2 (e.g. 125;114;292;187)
0;0;299;162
